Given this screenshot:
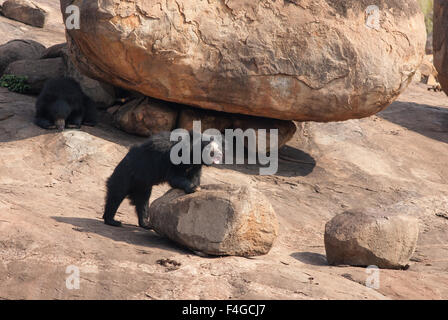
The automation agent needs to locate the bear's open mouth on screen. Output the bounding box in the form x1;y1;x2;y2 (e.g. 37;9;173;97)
55;119;65;131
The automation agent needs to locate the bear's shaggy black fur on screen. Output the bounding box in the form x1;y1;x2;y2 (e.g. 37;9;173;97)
34;77;97;131
103;131;223;229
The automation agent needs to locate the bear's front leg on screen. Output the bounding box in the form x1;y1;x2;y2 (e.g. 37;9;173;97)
35;117;56;130
169;176;198;194
67;116;82;129
66;113;83;129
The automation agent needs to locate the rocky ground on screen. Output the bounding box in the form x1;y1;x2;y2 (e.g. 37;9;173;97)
0;1;448;300
0;0;65;46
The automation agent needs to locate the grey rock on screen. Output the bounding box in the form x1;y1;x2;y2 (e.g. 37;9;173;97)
324;211;419;269
4;57;64;93
2;0;47;28
0;39;45;76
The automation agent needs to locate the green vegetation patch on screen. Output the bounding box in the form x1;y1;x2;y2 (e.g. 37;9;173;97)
0;74;31;93
418;0;433;33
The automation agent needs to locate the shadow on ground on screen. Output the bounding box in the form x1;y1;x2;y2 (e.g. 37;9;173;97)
52;216;191;254
291;252;328;266
217;145;316;177
379;101;448;144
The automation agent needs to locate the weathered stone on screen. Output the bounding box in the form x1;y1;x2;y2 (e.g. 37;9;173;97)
0;39;45;75
148;185;278;257
2;0;47;28
113;97;178;136
178;108;233;133
61;0;425;122
4;57;64;93
324;211;419;269
40;42;66;59
434;0;448;96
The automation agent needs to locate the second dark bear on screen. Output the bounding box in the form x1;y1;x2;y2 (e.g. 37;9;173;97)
103;131;223;229
35;77;97;131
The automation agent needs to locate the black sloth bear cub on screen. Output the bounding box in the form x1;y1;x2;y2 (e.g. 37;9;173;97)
35;77;97;131
103;131;223;229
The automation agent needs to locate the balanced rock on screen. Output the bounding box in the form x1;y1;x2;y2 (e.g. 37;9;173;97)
324;211;419;269
2;0;47;28
113;97;178;136
434;0;448;95
4;57;65;93
0;39;45;76
61;0;425;121
147;185;278;257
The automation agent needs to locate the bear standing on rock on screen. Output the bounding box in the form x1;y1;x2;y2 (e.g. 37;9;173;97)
34;77;97;131
103;131;223;229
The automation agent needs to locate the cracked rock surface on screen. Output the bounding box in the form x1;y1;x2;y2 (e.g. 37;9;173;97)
61;0;425;121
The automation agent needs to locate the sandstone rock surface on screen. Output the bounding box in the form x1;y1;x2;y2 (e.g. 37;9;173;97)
325;211;419;269
1;82;448;299
60;0;426;122
148;185;279;257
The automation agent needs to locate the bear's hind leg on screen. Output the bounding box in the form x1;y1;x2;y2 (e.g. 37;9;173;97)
103;187;127;227
129;187;152;229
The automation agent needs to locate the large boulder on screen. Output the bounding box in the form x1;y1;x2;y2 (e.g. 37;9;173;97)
61;0;426;122
147;185;279;257
2;0;47;28
434;0;448;95
324;211;419;269
0;39;45;76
